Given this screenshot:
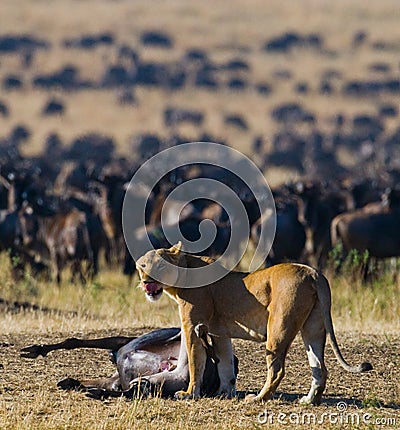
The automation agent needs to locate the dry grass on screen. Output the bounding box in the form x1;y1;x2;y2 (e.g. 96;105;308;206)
1;248;398;335
0;252;399;429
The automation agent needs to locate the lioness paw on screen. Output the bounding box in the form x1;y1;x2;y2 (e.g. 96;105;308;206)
244;393;258;402
244;393;273;403
174;390;197;400
299;395;321;406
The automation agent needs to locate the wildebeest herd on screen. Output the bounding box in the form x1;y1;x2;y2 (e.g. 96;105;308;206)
1;23;400;281
1;136;400;284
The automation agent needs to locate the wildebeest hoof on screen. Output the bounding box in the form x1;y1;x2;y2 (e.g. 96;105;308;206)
125;379;153;398
20;344;46;358
85;388;110;400
216;390;236;399
57;377;83;391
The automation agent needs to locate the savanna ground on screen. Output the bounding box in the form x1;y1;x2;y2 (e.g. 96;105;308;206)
0;251;399;430
1;0;400;428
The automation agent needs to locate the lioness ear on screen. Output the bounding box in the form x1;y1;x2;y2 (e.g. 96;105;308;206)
170;241;183;253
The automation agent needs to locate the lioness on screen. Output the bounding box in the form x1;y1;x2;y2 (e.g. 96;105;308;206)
136;242;372;404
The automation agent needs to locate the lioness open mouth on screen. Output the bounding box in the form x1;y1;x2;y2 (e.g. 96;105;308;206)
143;281;163;299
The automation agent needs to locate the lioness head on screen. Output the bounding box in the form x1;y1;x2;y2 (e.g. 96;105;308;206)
136;242;184;301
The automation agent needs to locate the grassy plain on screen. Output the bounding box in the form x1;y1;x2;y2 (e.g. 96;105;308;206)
1;0;400;428
0;252;399;429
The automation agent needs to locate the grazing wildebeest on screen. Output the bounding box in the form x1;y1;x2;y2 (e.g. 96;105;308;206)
0;198;47;277
330;189;400;260
251;198;306;265
295;181;352;268
21;326;238;399
66;188;115;273
25;204;94;284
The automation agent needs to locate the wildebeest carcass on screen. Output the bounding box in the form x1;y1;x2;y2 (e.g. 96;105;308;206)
21;326;238;399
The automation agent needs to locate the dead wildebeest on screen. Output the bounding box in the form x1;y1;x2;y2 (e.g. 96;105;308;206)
21;326;238;400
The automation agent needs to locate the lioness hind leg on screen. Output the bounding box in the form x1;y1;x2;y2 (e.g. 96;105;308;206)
300;305;328;405
248;350;286;402
247;331;295;402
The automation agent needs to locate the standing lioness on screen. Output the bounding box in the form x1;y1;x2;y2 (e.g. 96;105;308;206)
136;242;372;404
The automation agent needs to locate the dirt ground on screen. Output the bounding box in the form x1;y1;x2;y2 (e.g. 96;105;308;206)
1;323;399;429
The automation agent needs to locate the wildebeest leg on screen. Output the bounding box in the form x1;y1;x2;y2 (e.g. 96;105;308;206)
362;256;372;281
58;371;121;392
105;237;118;267
69;259;84;283
123;247;136;279
91;249;99;278
20;336;135;358
48;247;59;284
55;252;63;284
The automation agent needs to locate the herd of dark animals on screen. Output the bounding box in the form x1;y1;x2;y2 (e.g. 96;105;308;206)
1;28;399;400
1;28;400;279
1;137;400;284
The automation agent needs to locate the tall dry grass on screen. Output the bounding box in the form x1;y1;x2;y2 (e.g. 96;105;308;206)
0;250;399;335
0;252;179;335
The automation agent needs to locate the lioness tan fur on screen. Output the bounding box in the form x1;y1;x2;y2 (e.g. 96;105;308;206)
136;242;372;404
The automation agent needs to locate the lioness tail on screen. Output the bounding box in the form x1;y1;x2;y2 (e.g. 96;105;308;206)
315;273;373;373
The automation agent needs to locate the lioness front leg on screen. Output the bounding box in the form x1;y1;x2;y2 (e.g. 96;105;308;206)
212;336;236;398
174;325;207;399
